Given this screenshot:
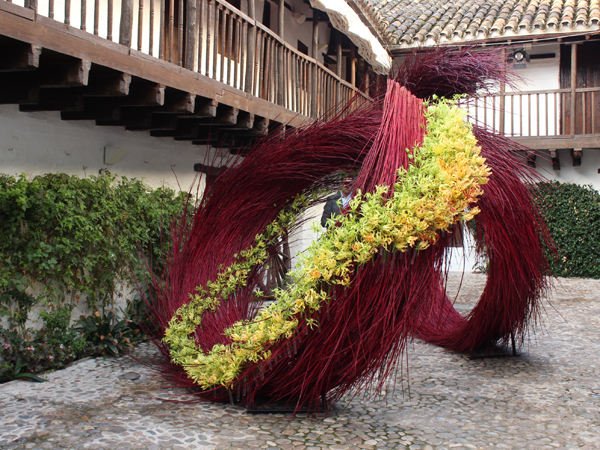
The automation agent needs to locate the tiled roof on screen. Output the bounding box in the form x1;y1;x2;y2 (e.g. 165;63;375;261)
356;0;600;48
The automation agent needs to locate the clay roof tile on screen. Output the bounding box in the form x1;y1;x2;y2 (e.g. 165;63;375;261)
364;0;598;47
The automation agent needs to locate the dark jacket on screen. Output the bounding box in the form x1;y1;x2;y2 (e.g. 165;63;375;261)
321;192;343;227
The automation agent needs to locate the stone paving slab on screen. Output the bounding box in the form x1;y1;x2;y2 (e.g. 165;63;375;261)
1;273;599;450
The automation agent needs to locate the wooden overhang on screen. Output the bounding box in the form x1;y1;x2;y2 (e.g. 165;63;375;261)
0;1;310;155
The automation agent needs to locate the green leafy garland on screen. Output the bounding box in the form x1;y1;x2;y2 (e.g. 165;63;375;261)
163;99;491;389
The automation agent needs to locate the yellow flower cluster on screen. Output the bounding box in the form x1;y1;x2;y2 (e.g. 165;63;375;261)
163;98;491;390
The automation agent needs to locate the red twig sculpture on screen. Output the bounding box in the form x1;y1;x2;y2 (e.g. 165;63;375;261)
142;48;553;414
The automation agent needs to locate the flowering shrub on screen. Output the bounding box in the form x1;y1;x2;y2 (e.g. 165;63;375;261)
164;98;490;389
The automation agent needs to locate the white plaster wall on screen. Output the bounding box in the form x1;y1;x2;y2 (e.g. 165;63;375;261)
536;148;600;190
0;104;209;192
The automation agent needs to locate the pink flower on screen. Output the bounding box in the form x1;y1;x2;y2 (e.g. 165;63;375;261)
69;353;73;357
48;355;54;360
27;346;35;351
59;344;64;349
3;344;10;350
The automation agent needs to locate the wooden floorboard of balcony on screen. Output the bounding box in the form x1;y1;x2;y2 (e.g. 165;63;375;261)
510;134;600;150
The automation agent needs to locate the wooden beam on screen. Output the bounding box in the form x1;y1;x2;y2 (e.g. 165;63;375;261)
124;82;165;106
61;104;119;121
253;116;268;134
194;98;218;117
572;148;582;166
163;90;195;113
38;59;92;87
84;72;132;97
0;73;39;104
19;87;84;111
549;149;561;170
510;135;600;149
231;111;254;130
0;43;41;72
217;106;239;125
526;150;537;168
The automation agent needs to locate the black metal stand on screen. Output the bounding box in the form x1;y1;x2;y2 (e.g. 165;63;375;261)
469;334;519;360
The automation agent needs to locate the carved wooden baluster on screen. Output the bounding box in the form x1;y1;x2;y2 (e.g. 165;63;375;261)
178;0;184;65
159;0;165;59
241;18;248;91
138;0;144;52
108;0;113;41
81;0;86;31
218;7;225;82
65;0;71;25
149;0;155;56
233;17;241;87
94;0;99;35
226;12;234;86
168;0;174;62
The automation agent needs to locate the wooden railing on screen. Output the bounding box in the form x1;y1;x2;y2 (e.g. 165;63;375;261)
461;87;600;138
6;0;367;119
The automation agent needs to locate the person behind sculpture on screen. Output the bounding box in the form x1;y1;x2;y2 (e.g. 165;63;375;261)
321;174;356;227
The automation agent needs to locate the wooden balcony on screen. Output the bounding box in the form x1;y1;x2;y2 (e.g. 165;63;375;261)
462;87;600;167
0;0;370;153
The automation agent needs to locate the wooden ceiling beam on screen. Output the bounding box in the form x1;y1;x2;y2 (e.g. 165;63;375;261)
0;43;41;72
38;59;92;87
19;87;83;112
84;72;132;97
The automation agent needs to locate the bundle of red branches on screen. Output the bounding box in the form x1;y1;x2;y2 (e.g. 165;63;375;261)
142;47;553;413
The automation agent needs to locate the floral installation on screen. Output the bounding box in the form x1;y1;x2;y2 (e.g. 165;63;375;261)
163;98;490;389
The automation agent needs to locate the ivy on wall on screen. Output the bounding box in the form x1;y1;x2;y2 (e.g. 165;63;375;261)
533;181;600;279
0;171;187;309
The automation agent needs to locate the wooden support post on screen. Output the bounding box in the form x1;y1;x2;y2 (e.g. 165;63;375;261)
550;149;560;170
336;32;342;111
184;0;198;70
571;43;577;136
336;32;342;78
245;0;256;94
119;0;134;48
526;150;537;168
311;12;318;118
572;148;582;166
350;45;356;87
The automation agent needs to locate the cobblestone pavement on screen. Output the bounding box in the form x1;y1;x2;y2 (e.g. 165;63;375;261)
1;273;599;450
